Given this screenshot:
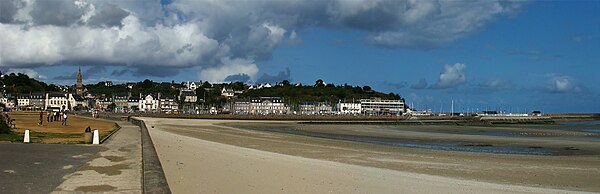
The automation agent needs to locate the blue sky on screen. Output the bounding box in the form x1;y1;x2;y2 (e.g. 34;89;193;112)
1;0;599;112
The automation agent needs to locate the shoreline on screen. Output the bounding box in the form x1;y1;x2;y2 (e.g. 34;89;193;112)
90;111;600;124
143;118;600;193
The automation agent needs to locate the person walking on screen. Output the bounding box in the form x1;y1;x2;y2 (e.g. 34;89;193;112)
39;110;44;126
62;113;68;126
47;111;50;122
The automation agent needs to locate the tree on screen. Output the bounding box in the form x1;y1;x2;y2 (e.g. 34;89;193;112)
282;80;290;86
202;81;212;88
362;85;372;91
107;103;117;111
315;79;324;87
140;79;154;89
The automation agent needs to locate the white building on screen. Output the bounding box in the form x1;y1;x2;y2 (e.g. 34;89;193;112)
360;98;405;116
221;88;235;97
184;81;203;91
337;102;361;115
139;94;159;112
0;95;16;110
46;93;69;111
16;94;30;110
68;94;86;111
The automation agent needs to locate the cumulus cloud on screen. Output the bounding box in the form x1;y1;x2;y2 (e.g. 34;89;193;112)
199;58;259;83
0;0;526;78
224;74;251;83
545;75;583;93
431;63;467;89
256;68;291;84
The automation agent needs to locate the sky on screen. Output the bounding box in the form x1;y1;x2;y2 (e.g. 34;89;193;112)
0;0;599;113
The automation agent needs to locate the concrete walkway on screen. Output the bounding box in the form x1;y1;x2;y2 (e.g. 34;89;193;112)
0;144;102;193
52;121;142;193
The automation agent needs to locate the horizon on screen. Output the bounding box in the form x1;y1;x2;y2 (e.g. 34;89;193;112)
1;0;599;113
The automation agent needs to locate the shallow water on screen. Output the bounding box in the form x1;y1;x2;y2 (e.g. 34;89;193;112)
243;126;553;155
558;121;600;134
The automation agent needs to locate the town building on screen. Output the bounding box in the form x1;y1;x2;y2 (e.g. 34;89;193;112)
249;83;272;90
299;102;333;115
139;94;159;112
5;96;16;110
221;87;235;97
45;93;69;111
68;94;86;111
233;97;288;115
159;95;179;114
30;92;46;110
336;102;361;115
179;90;197;103
128;96;140;112
231;100;250;114
113;94;129;112
16;94;30;110
95;96;112;111
360;98;405;115
184;81;203;91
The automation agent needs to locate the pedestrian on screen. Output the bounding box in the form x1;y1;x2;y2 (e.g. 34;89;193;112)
54;112;58;121
39;110;44;126
47;111;50;122
62;113;68;126
59;112;63;122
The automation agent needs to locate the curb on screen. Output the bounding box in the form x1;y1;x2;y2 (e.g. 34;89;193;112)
131;118;171;194
100;123;121;144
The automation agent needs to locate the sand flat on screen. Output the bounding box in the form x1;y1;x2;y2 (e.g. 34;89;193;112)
142;118;598;193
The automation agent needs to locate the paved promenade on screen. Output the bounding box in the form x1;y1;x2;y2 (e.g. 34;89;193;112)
0;144;102;193
52;121;142;193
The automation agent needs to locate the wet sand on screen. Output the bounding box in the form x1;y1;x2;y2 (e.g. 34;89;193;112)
142;118;600;193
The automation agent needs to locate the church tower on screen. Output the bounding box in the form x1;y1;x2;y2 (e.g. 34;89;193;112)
76;66;83;95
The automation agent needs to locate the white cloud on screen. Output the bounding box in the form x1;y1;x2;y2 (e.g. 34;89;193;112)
546;75;582;93
0;0;527;78
1;15;220;67
199;58;259;83
431;63;467;89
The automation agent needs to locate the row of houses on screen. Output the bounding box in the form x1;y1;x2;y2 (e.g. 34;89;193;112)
229;97;406;115
0;92;197;114
1;93;84;112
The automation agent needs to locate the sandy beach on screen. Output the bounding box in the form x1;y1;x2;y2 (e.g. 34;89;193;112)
141;118;600;193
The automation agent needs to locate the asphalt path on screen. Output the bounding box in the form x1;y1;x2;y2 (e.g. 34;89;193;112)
0;143;102;193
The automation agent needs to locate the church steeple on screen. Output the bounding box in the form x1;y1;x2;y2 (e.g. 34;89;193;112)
76;66;83;95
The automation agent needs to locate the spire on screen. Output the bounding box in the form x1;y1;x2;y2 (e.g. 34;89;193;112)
76;65;83;95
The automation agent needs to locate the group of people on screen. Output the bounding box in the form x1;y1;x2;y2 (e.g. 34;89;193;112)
3;113;15;128
39;110;68;126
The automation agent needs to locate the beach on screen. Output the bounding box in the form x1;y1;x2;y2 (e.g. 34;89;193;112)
141;118;600;193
